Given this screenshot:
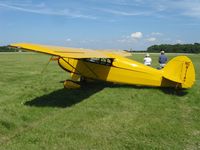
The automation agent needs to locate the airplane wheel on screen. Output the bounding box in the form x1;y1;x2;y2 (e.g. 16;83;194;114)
63;80;80;89
80;76;86;82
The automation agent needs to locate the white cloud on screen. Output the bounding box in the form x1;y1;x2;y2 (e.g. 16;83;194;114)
147;37;156;42
0;2;96;19
118;32;143;44
118;38;131;43
151;32;163;36
108;0;200;19
172;0;200;18
131;32;143;39
176;40;183;44
66;38;72;42
152;0;200;18
97;8;147;16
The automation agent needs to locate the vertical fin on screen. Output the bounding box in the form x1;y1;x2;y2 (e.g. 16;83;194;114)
162;56;195;88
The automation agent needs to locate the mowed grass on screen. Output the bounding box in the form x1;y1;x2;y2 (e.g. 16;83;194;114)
0;52;199;150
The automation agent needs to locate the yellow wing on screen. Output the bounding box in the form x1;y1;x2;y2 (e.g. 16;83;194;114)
101;50;132;57
10;43;118;58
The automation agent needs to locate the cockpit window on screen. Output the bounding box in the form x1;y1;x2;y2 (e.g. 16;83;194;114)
83;58;113;66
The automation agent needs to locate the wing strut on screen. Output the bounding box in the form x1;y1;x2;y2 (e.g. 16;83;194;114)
60;58;82;75
41;56;53;73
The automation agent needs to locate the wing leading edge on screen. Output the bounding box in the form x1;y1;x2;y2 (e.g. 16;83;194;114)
10;43;117;59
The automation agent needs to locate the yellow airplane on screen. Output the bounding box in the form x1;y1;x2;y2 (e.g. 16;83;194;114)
10;43;195;89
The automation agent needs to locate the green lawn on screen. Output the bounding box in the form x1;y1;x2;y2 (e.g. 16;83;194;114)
0;52;199;150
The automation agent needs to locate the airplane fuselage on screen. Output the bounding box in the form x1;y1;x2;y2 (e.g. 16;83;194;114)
58;56;167;87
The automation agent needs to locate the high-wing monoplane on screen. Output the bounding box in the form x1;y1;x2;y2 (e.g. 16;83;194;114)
10;43;195;89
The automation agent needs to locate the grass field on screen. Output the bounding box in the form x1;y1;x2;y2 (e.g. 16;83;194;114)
0;52;199;150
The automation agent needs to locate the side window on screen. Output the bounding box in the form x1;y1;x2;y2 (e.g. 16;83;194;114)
100;58;107;65
100;58;113;66
83;58;113;66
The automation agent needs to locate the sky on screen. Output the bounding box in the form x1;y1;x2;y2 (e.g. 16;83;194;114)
0;0;200;50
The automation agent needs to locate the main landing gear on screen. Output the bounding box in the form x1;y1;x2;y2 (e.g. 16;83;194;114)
63;80;81;89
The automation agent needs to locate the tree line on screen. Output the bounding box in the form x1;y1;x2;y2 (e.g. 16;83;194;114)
0;46;25;52
147;43;200;53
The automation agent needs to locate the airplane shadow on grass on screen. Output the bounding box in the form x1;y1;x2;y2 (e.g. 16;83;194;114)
25;83;106;108
25;82;188;108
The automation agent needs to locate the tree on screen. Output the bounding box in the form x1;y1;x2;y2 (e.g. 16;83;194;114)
147;43;200;53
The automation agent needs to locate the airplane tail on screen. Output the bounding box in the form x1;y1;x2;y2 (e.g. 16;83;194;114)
161;56;195;88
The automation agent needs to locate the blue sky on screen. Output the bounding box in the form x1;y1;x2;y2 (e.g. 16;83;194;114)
0;0;200;50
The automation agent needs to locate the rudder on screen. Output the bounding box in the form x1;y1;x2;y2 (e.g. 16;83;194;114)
162;56;195;88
